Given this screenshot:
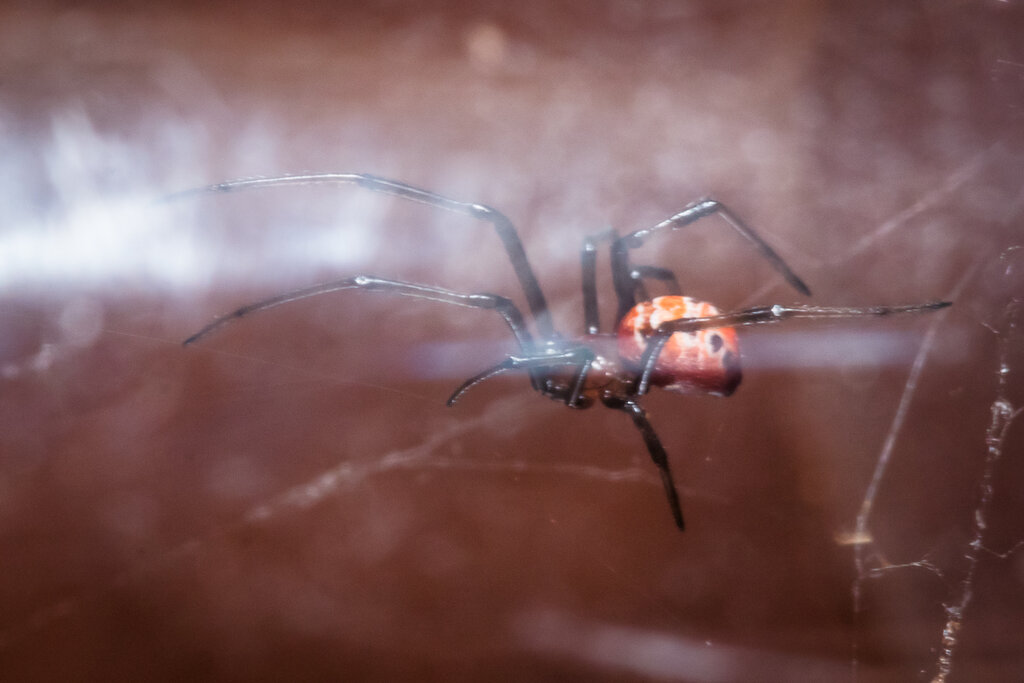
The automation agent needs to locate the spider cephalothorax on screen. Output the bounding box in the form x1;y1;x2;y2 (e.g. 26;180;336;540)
180;174;950;531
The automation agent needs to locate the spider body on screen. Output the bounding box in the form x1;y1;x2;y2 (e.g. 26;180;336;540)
530;334;630;409
536;297;740;409
180;173;951;531
617;296;741;397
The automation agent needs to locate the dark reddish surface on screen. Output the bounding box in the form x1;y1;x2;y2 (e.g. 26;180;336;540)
1;1;1023;681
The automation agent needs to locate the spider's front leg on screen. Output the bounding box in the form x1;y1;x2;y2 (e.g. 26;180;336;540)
183;275;547;393
446;345;598;408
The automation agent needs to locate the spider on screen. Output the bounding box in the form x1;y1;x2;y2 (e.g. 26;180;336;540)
181;174;951;531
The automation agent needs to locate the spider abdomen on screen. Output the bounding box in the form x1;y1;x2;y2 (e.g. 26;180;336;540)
617;296;742;397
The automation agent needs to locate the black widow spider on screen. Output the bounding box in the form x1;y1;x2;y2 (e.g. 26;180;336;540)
181;174;951;531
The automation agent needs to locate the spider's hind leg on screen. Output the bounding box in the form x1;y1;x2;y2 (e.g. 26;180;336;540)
628;265;682;302
656;300;954;335
581;229;682;336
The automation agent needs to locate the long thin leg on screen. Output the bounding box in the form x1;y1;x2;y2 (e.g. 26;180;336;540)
627;301;952;395
183;275;544;391
657;300;953;335
628;265;682;303
446;346;596;407
602;397;685;531
185;275;535;347
610;199;812;322
581;227;682;336
633;330;674;396
170;173;556;341
581;230;614;335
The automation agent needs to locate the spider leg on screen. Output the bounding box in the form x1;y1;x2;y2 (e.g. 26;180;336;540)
610;199;811;322
658;300;953;335
633;329;674;396
447;347;596;407
602;397;685;531
581;230;614;335
626;301;951;394
581;228;682;335
183;275;543;391
628;265;682;303
170;173;556;340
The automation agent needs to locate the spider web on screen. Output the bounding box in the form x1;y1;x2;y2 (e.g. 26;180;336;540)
2;162;1020;683
852;248;1021;683
2;4;1023;678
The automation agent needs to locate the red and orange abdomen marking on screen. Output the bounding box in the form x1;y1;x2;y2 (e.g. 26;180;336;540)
617;296;742;396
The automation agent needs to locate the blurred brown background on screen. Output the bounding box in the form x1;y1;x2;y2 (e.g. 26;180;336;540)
1;1;1022;680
